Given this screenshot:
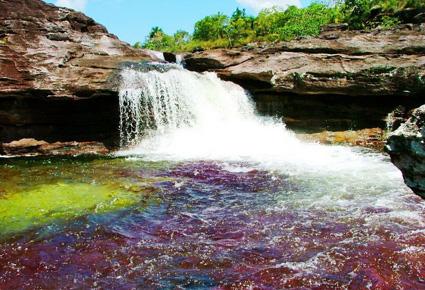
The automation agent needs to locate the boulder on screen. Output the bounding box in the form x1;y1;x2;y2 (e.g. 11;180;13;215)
386;105;425;198
0;0;157;95
163;52;177;63
185;24;424;140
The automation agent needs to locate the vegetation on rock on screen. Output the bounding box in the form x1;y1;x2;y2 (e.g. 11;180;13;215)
136;0;425;52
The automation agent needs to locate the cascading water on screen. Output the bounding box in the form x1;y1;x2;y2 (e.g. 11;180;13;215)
118;63;400;178
118;63;259;149
1;63;424;289
118;64;197;146
117;63;424;230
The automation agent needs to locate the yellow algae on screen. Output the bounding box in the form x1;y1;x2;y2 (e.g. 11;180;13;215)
0;182;156;237
0;157;174;237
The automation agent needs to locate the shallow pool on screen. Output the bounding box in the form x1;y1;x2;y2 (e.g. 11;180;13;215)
0;155;424;289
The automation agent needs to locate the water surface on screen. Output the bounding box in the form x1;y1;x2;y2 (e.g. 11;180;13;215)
1;64;424;289
0;156;424;289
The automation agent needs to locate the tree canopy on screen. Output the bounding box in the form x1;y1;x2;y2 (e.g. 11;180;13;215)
137;0;425;52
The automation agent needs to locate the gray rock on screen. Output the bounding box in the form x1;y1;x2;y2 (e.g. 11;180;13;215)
386;105;425;198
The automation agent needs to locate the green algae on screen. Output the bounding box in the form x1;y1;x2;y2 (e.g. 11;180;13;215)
0;182;152;236
0;157;175;238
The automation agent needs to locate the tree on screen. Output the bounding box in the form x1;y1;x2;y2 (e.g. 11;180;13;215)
174;30;190;44
254;7;288;40
193;13;229;41
227;8;255;44
149;26;164;39
143;26;173;51
133;42;142;49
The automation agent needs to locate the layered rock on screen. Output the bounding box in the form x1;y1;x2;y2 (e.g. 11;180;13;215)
184;25;425;138
185;25;425;97
386;106;425;198
0;0;157;147
1;138;108;156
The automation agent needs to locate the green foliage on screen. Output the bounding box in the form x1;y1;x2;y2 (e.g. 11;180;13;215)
141;26;175;51
253;4;340;41
227;8;256;45
340;0;424;29
340;0;374;29
0;35;7;45
380;15;401;28
193;13;229;41
135;0;424;52
276;4;339;41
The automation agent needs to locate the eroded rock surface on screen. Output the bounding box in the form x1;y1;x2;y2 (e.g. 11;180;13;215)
0;0;156;148
298;128;385;150
1;138;109;156
0;0;156;95
185;25;425;97
387;106;425;198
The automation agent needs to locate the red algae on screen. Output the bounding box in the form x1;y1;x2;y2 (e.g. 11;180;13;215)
0;159;424;289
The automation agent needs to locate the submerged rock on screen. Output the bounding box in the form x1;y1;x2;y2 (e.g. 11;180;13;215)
386;106;425;198
1;138;109;157
298;128;385;150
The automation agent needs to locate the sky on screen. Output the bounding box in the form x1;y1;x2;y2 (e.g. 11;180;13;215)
44;0;314;45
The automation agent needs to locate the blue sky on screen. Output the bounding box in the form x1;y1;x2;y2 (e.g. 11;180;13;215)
44;0;314;45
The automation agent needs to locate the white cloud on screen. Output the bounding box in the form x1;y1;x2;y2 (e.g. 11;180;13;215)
55;0;88;11
236;0;301;12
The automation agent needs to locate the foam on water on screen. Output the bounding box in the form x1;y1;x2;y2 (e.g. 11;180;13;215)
118;66;393;171
0;65;423;289
117;64;424;224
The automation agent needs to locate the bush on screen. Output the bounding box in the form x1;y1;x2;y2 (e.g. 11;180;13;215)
340;0;425;29
135;0;424;52
277;4;340;41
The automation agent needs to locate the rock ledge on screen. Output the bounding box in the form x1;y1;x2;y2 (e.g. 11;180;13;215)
1;138;109;157
386;105;425;198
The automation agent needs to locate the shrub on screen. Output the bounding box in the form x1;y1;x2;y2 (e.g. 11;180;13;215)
136;0;423;52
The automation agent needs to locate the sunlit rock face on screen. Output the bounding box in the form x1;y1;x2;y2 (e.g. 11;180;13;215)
0;0;156;145
0;138;109;157
184;25;425;135
184;25;425;97
387;105;425;199
0;0;154;95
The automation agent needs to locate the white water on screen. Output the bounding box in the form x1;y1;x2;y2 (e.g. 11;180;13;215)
117;64;424;228
117;65;392;172
117;65;386;170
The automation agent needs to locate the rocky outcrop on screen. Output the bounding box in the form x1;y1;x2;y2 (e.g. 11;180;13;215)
184;25;424;136
185;25;425;96
0;0;157;147
386;106;425;198
1;138;108;156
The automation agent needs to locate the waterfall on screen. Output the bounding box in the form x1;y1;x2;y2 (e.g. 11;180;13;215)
117;63;404;185
118;63;257;146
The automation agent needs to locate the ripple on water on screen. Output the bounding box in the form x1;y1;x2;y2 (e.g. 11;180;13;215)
0;158;424;289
